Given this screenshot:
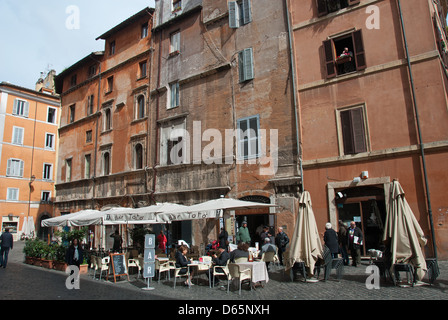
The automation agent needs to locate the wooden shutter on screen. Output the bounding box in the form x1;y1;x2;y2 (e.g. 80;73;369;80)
316;0;328;17
352;30;366;70
244;48;254;81
12;99;18;115
323;39;336;78
348;0;360;5
242;0;252;25
351;108;367;153
229;2;239;28
340;110;354;154
239;48;254;82
24;101;30;117
341;108;367;155
19;160;24;177
6;159;12;176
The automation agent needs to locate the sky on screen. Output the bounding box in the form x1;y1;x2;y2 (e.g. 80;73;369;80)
0;0;155;90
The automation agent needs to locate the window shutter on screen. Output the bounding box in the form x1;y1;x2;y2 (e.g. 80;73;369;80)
19;160;24;177
350;108;367;153
229;2;239;28
24;101;30;118
348;0;360;5
13;99;18;115
340;110;354;155
6;159;11;176
323;39;336;79
353;30;366;70
238;51;245;82
316;0;328;17
242;0;252;25
244;48;254;81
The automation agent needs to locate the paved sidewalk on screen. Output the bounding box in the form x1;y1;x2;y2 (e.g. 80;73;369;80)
3;240;447;301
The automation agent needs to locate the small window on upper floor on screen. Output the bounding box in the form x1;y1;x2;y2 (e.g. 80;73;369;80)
13;99;29;117
323;30;366;79
69;104;76;123
229;0;252;29
172;0;182;12
316;0;360;17
70;74;77;87
88;64;97;78
109;41;116;56
339;106;368;155
238;48;254;83
170;31;181;55
141;23;149;39
47;107;57;123
139;61;147;79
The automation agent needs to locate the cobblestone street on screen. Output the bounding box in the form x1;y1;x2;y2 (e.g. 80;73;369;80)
1;241;446;304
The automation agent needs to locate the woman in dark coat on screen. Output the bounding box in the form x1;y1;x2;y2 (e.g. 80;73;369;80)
218;227;228;250
323;223;339;258
66;238;84;268
175;245;194;286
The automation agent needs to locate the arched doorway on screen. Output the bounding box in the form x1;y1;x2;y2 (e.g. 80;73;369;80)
236;195;272;246
39;213;51;241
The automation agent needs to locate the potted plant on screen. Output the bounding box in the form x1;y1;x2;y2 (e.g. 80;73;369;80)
41;243;57;269
53;244;68;272
23;239;36;265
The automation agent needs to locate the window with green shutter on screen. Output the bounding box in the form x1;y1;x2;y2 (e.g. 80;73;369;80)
238;48;254;83
229;0;252;29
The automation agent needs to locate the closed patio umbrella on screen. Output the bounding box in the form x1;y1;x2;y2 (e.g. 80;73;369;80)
383;180;427;281
285;191;323;277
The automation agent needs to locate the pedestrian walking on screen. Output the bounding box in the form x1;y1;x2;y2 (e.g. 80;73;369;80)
323;222;339;258
0;228;14;268
275;227;289;266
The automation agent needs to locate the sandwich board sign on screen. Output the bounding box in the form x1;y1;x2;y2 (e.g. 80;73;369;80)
143;234;156;290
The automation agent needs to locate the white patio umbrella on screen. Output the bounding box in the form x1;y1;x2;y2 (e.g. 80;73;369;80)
21;217;28;237
383;180;427;281
27;216;35;237
156;198;276;223
285;191;323;277
41;210;97;227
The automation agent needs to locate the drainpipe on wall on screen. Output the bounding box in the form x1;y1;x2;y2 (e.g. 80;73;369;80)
397;0;437;259
90;56;102;210
285;0;304;192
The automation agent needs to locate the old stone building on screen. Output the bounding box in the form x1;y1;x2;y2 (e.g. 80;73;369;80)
148;0;300;245
54;7;155;247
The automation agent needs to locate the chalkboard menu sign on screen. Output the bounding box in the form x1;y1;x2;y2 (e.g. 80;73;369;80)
107;253;129;283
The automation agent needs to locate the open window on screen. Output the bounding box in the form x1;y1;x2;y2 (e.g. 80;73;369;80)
323;30;366;78
229;0;252;28
317;0;360;17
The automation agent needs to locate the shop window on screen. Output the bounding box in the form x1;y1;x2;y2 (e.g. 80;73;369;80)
323;30;366;79
317;0;360;17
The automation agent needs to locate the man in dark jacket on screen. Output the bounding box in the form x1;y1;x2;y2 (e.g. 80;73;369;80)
347;221;363;267
323;223;339;258
275;227;289;266
0;228;13;268
209;247;230;286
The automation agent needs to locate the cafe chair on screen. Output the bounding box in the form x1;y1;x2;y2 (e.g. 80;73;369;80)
212;260;231;290
234;256;249;263
90;255;99;279
314;246;344;281
173;267;191;289
228;263;252;295
155;259;171;283
98;256;110;281
127;258;142;279
261;251;278;271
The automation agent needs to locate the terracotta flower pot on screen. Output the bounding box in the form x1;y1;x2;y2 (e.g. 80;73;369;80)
41;259;54;269
53;261;68;272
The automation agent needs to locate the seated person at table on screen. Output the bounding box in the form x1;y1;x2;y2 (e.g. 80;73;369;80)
175;245;195;286
229;242;249;262
258;238;277;271
208;246;230;285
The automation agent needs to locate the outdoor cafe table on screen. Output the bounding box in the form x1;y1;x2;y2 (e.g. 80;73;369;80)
188;261;212;288
235;261;269;288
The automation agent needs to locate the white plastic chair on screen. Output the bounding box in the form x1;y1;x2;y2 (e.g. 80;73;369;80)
212;260;231;290
228;263;252;295
99;256;110;281
128;258;142;279
155;259;171;283
173;267;190;289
